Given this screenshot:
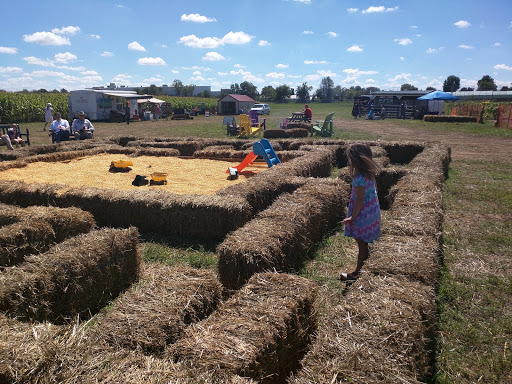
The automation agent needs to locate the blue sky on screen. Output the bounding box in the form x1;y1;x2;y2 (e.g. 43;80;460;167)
1;0;511;93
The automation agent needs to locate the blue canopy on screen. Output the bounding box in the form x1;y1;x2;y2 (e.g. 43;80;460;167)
417;91;458;101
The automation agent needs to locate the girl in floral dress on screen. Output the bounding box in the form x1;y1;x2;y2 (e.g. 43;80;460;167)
340;143;381;282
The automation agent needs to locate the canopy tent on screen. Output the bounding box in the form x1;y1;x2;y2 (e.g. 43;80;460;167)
417;91;458;101
137;98;166;104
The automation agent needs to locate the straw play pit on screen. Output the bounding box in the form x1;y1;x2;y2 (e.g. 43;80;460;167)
0;154;266;195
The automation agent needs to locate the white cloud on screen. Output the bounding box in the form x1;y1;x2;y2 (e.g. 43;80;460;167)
191;76;206;81
362;6;398;14
276;64;289;69
494;64;512;71
23;56;53;66
458;44;473;49
178;35;222;48
29;70;66;78
171;69;179;74
192;71;201;75
181;66;212;71
347;45;363;52
80;70;98;75
342;68;377;76
400;57;405;61
454;20;471;28
347;8;359;13
23;32;70;46
202;51;225;61
218;72;228;76
304;60;327;64
304;74;321;82
128;41;146;51
294;0;311;3
493;42;501;47
222;31;253;45
318;70;338;77
90;34;101;39
181;13;216;23
266;72;285;79
0;47;18;54
145;77;162;83
258;40;271;46
302;30;314;35
327;32;337;38
410;25;418;29
394;38;412;46
426;48;438;53
389;73;412;82
51;26;80;35
0;66;22;73
56;65;85;71
234;64;245;68
54;52;77;63
137;57;166;65
161;44;167;48
101;51;114;57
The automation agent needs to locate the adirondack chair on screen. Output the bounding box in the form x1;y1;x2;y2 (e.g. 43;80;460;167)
238;114;262;138
311;112;335;137
249;110;266;130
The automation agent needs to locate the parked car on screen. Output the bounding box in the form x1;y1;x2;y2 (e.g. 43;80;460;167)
250;103;270;115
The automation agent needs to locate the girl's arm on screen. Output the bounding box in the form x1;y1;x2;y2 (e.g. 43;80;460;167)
343;186;365;223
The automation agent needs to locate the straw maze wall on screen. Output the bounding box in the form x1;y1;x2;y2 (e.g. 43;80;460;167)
0;138;450;383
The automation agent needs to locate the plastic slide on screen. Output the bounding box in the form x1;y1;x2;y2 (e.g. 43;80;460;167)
253;139;281;168
227;151;258;173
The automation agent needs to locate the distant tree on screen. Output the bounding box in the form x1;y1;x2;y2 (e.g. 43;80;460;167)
37;88;48;93
275;84;292;102
230;83;241;94
147;84;162;95
172;79;184;96
318;76;334;101
239;81;258;99
296;82;313;101
459;87;474;91
443;75;460;92
196;90;211;98
500;86;510;91
182;84;195;97
426;86;437;91
401;83;418;91
260;86;276;102
60;88;68;93
364;86;380;94
477;75;497;91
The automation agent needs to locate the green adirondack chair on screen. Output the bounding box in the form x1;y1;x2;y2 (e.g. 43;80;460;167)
311;112;335;137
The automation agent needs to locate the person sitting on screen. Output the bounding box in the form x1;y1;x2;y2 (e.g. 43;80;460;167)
7;124;25;148
0;134;14;150
72;111;95;140
49;112;71;143
303;104;312;122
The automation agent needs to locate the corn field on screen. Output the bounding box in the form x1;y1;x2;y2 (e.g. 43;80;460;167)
0;92;70;123
0;93;219;123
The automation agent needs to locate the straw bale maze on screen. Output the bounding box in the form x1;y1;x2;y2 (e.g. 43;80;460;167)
0;137;450;383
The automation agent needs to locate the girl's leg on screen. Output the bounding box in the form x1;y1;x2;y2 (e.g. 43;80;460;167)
353;238;369;276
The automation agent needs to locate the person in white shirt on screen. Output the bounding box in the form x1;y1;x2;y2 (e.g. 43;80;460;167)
43;103;54;131
71;111;95;140
49;112;70;143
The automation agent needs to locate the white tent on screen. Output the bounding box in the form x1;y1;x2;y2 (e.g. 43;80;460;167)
137;98;165;104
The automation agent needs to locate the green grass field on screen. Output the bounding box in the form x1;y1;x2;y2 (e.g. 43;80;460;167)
3;101;512;383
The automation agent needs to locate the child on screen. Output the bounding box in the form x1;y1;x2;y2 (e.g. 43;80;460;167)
7;124;25;148
340;143;381;282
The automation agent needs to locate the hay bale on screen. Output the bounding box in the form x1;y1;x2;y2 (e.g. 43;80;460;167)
127;140;204;156
366;234;441;285
381;142;425;164
90;264;222;356
0;314;66;383
0;227;140;323
193;145;242;159
134;147;181;157
0;204;96;242
170;272;317;383
0;220;55;267
290;273;435;384
218;178;348;289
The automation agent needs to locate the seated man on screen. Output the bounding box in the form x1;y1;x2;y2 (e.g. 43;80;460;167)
7;124;25;148
49;112;71;143
303;104;312;122
72;111;95;140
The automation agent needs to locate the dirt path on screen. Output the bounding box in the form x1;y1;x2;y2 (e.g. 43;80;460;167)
339;119;512;163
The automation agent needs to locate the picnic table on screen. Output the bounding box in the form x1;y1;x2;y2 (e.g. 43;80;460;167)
289;112;306;122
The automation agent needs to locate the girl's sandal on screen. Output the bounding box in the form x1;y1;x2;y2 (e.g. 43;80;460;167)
339;272;357;282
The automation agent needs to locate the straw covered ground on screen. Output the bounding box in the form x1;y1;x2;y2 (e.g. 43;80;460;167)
0;153;265;195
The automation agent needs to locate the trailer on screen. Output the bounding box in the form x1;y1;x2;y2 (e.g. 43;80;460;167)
68;89;152;121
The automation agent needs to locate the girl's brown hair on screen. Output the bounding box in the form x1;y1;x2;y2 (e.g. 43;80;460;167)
345;142;380;179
